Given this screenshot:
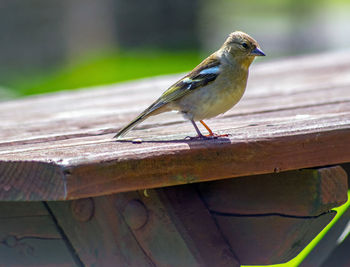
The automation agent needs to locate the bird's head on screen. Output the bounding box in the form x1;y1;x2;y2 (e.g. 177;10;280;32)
222;31;265;65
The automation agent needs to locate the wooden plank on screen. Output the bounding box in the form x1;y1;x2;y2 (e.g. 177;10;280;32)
0;161;66;201
114;187;239;266
0;208;78;266
150;186;240;266
0;202;48;218
1;51;349;143
160;186;239;266
2;93;350;155
213;211;336;265
116;190;201;266
47;196;155;267
1;116;350;201
198;166;348;216
0;218;77;267
1;69;350;145
1;52;350;200
48;189;239;267
23;127;350;200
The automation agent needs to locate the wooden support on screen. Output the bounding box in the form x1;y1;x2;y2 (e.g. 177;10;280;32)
45;165;347;266
48;188;239;266
47;196;154;266
120;187;240;266
0;161;66;201
0;202;78;266
214;211;336;265
198;166;348;216
196;165;348;265
160;186;239;266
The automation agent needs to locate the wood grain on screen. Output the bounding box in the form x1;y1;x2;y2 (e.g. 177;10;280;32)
198;166;348;216
214;211;336;265
48;189;239;267
157;186;240;266
48;196;154;267
1;51;350;200
0;202;48;218
114;190;209;267
0;202;78;266
0;161;66;201
114;188;240;267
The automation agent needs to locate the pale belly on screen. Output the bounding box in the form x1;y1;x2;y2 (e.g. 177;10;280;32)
173;81;246;121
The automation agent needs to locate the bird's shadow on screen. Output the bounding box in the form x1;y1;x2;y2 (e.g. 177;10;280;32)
114;135;232;146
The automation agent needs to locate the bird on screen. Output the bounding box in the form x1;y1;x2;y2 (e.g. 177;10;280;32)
114;31;265;140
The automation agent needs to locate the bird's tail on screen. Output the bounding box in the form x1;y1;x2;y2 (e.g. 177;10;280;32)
114;113;148;139
114;102;164;139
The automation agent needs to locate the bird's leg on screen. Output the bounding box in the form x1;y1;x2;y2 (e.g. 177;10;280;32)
199;120;215;136
190;120;206;138
199;120;229;138
187;120;229;140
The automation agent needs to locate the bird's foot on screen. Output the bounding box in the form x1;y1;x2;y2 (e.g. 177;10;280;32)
185;135;211;140
206;133;230;138
185;133;230;140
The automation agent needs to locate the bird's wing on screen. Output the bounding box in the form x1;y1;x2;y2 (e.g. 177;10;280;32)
147;55;221;112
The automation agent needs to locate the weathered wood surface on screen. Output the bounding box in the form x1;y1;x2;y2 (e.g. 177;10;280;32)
199;166;348;216
0;166;345;266
48;188;240;267
0;202;79;266
1;51;350;200
214;211;336;265
45;166;346;266
198;166;347;265
48;197;155;267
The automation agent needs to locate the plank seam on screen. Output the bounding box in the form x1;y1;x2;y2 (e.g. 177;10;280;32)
210;210;335;219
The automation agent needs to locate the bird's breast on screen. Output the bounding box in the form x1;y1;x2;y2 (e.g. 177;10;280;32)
175;68;248;121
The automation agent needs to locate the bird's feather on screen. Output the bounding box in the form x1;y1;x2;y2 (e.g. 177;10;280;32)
148;55;221;112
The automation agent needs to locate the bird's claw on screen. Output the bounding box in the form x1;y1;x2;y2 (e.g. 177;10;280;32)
185;135;211;140
208;133;231;138
185;133;230;140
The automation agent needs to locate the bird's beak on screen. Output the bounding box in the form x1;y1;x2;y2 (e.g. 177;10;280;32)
250;47;265;56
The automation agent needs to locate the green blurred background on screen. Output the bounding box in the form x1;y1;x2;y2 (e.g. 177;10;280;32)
0;0;350;100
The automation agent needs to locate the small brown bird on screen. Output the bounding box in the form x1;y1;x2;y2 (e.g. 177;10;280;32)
114;31;265;139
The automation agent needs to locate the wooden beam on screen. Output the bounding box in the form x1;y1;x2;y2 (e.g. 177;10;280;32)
0;202;79;266
48;179;343;266
214;211;336;265
48;188;240;267
0;161;66;200
48;196;155;266
198;166;348;216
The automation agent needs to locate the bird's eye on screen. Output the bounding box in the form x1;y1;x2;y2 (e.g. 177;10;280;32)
242;43;249;49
